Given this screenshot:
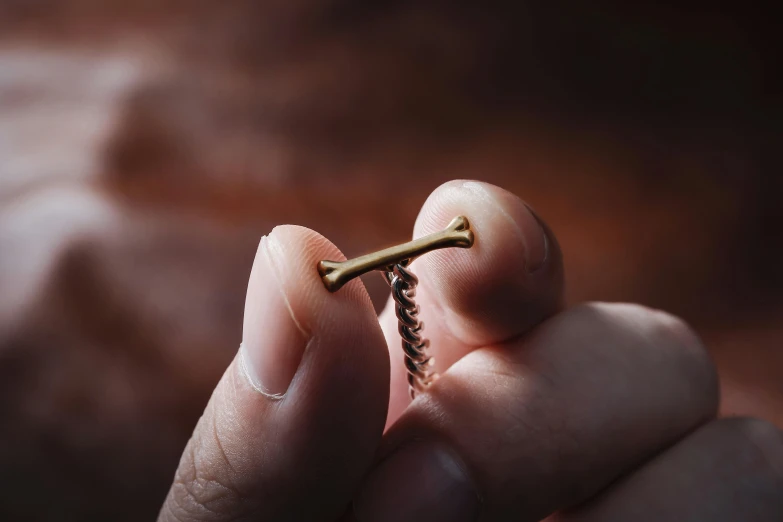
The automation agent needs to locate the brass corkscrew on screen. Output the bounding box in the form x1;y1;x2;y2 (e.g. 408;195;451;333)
318;216;474;397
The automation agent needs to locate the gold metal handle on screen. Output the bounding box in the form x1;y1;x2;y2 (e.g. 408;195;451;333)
318;215;474;292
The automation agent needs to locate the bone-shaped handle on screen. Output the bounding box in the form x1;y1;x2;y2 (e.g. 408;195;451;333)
318;215;474;292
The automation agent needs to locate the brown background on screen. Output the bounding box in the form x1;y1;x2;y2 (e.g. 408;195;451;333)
0;1;780;520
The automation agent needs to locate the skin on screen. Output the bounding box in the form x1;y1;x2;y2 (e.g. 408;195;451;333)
158;180;783;522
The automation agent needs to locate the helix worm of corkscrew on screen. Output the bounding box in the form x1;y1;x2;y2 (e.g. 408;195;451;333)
317;216;474;398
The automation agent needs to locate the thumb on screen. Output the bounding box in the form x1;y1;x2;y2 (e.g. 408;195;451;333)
159;226;390;522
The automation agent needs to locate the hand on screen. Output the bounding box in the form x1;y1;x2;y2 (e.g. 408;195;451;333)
157;181;783;522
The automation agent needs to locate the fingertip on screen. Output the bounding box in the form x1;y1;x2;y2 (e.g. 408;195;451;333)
247;224;389;410
412;180;564;346
264;224;376;321
415;180;549;273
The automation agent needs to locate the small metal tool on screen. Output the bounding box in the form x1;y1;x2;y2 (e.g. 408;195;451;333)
318;215;474;397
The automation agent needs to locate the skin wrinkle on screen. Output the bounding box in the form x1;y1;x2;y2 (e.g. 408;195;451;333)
170;366;259;521
188;478;237;517
210;406;239;485
172;446;229;520
191;443;247;516
166;509;190;522
170;440;199;514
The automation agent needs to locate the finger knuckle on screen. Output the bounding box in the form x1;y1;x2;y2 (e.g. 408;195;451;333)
623;304;717;393
647;308;698;345
578;302;720;415
647;309;719;402
606;302;700;351
717;417;783;486
649;309;708;361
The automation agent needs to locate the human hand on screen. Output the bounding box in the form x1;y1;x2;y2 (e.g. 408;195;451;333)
158;181;783;522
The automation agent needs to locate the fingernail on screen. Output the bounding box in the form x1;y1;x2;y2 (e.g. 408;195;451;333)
240;234;308;398
521;202;549;272
353;441;480;522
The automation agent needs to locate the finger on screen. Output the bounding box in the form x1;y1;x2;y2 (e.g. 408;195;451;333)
554;417;783;521
381;180;565;424
159;226;389;522
354;303;719;522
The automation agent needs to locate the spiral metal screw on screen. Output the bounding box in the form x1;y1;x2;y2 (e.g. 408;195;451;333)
385;261;437;397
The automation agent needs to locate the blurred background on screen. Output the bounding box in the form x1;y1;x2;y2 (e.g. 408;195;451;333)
0;1;780;520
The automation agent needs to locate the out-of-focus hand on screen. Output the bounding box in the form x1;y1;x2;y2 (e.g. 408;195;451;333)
158;181;783;522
